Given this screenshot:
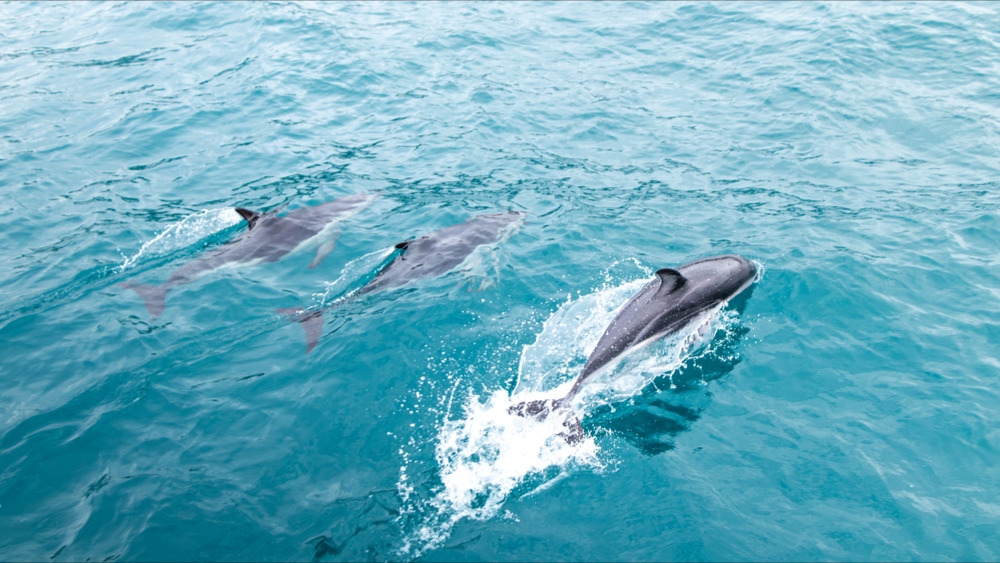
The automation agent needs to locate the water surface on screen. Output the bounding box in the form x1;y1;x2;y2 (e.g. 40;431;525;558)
2;2;1000;561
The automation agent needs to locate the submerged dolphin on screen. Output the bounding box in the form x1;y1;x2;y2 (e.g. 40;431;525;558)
510;254;758;442
281;210;525;353
123;192;376;319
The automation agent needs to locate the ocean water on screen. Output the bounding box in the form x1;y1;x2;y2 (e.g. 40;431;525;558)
2;1;1000;561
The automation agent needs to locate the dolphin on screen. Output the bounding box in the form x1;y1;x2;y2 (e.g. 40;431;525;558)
509;254;758;443
123;192;376;319
280;210;525;353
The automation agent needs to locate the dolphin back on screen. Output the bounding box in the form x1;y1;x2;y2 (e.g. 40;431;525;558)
357;211;524;294
508;254;757;443
568;254;757;400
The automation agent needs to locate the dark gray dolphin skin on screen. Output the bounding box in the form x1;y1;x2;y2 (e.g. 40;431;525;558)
122;192;376;319
510;254;758;443
280;210;525;353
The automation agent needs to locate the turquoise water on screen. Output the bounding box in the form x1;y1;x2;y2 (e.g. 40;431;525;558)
2;1;1000;560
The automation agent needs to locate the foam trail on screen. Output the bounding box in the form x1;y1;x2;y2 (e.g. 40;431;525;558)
118;208;243;272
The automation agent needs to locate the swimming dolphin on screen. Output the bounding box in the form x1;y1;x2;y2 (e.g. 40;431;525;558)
280;210;525;353
509;254;758;443
123;192;376;319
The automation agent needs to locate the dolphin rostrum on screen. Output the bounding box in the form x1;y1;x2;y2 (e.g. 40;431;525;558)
510;254;758;443
123;192;376;319
280;210;525;353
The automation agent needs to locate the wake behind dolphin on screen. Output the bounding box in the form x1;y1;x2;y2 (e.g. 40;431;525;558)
281;211;525;353
122;192;376;319
509;254;758;442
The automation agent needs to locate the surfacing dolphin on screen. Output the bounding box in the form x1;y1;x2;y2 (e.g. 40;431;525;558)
509;254;758;443
123;192;377;319
280;210;525;353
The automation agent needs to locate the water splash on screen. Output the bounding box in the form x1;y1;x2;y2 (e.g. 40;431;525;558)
118;208;243;272
515;278;649;395
397;271;745;558
397;388;603;558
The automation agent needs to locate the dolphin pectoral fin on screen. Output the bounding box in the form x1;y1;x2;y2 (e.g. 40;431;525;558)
235;208;262;230
121;282;168;320
277;307;324;354
300;312;324;354
654;268;687;295
308;234;340;269
465;273;495;293
465;248;502;292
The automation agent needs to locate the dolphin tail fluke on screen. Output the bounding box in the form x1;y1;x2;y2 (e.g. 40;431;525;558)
507;398;584;445
277;307;324;354
120;282;168;320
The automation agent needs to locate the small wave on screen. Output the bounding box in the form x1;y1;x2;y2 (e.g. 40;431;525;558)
118;208;243;272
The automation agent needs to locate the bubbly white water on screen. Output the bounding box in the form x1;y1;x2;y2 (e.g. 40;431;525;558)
515;278;649;395
397;388;602;558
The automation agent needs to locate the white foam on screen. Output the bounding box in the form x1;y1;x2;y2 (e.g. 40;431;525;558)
398;389;602;558
118;208;243;271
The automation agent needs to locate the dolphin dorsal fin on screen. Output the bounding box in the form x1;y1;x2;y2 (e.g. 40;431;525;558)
654;268;687;295
235;208;261;230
